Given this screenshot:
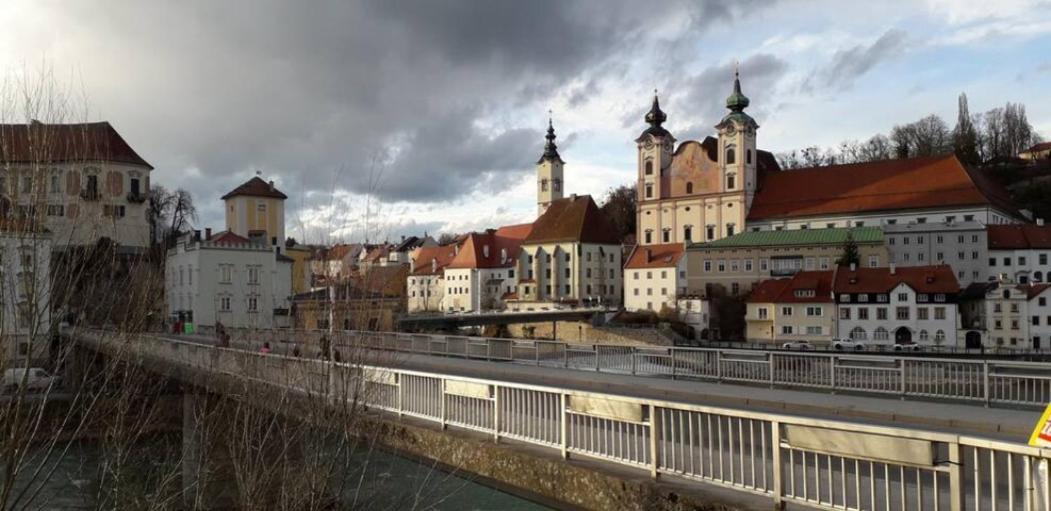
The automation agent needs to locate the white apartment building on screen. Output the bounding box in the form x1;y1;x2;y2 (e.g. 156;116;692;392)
960;280;1051;350
0;122;153;251
407;243;458;313
166;230;292;329
835;265;960;347
443;224;531;313
883;221;988;285
987;223;1051;284
623;243;686;312
0;221;52;364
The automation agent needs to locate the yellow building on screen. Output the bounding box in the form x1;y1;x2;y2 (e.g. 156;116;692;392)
284;244;315;294
221;176;287;246
745;271;836;345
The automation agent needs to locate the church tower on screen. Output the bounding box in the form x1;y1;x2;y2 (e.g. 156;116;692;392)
635;92;676;204
715;68;758;212
536;116;564;216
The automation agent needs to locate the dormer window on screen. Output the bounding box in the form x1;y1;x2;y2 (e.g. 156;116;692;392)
794;289;815;298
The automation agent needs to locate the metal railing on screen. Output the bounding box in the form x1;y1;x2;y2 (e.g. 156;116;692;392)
77;330;1051;511
204;327;1051;409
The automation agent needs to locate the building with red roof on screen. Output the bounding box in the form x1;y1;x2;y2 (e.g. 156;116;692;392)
623;243;686;312
987;222;1051;284
444;223;534;312
222;176;287;247
407;242;461;312
745;271;835;344
959;278;1051;351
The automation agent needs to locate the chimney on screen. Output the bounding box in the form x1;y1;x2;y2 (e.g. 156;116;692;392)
1039;218;1045;226
645;248;652;262
194;229;202;241
570;193;577;200
849;262;856;272
268;180;275;191
431;258;437;273
889;263;896;275
205;228;212;240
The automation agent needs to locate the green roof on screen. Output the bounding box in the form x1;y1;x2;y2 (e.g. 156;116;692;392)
688;226;883;250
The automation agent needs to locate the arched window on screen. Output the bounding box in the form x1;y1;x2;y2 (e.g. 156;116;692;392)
746;149;752;164
874;327;889;341
683;225;693;242
934;330;946;344
662;228;671;243
686;182;693;194
540;179;548;192
726;173;736;190
726;147;736;164
553;178;561;192
850;327;866;340
919;330;929;342
645;160;653;175
1036;271;1044;282
645;183;653;199
644;229;653;244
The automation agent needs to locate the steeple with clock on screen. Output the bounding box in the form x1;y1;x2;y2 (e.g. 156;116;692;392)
715;66;758;209
635;91;676;204
536;114;564;216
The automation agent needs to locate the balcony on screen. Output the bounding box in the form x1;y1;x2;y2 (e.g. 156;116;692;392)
80;188;101;201
126;191;147;203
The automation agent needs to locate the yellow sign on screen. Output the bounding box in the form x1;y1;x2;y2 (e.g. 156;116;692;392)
1029;403;1051;448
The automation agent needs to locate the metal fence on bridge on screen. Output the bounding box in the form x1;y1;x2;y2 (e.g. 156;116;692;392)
208;327;1051;409
78;330;1051;511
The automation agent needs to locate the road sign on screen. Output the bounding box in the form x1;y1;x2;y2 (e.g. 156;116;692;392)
1030;403;1051;448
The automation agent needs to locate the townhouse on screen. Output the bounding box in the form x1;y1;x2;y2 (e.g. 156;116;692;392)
835;265;959;347
986;223;1051;284
623;243;686;313
407;243;459;313
745;271;835;344
443;223;532;313
883;220;988;285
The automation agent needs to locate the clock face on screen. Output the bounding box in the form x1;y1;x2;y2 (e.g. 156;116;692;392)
725;124;736;136
644;139;654;149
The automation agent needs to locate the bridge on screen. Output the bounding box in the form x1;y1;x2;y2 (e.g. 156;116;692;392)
73;328;1051;511
395;307;608;331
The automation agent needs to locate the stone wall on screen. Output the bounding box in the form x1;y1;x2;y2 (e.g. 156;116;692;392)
507;321;674;346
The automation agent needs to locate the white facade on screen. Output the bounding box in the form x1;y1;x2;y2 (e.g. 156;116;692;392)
514;242;621;307
624;261;685;312
407;273;444;312
884;221;989;285
676;296;711;339
748;206;1016;235
0;228;52;363
987;247;1051;284
166;234;292;329
837;283;958;347
443;267;519;313
1029;287;1051;350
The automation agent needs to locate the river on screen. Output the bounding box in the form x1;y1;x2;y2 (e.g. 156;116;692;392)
8;438;551;510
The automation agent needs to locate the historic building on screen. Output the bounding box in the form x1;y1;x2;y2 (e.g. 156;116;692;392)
509;195;622;310
536;118;564;216
884;221;988;285
635;74;778;247
623;243;686;313
685;227;887;296
986;223;1051;284
222;176;287;246
407;242;460;313
0;220;52;364
444;223;533;313
745;271;836;345
0;121;153;251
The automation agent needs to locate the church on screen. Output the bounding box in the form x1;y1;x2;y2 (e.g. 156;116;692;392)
634;71;1022;248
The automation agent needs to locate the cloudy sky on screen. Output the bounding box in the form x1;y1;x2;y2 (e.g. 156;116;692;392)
2;0;1049;243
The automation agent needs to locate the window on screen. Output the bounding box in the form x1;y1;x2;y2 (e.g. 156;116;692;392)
1004;257;1011;266
877;294;888;303
247;296;258;312
849;327;867;340
50;174;61;193
21;176;32;193
645;184;653;198
877;307;888;320
130;177;140;196
706;225;715;240
219;295;231;312
919;330;929;342
868;255;879;268
683;225;692;242
917;307;929;320
247;266;260;285
989;257;996;267
1042;254;1049;265
633;288;639;296
256;203;266;212
760;259;768;271
1034;316;1041;326
731;283;739;295
644;230;652;244
934;330;946;343
662;229;670;243
781;325;794;335
858;307;869;320
726;223;735;237
726;147;736;164
46;204;64;217
917;293;928;302
717;260;726;272
806;306;822;317
103;204;126;218
726;173;736;190
897;292;908;302
645;160;653;175
686;182;693;194
744;259;753;272
917;217;927;224
747;149;752;164
896;307;910;320
781;306;793;316
934;307;946;320
758;308;768;319
840;308;852;320
1020;256;1028;265
703;261;712;272
874;327;889;341
806;326;823;335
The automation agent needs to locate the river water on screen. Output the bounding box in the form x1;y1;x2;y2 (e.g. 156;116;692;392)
11;438;551;510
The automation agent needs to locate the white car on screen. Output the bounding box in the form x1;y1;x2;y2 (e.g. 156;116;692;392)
781;340;812;351
893;343;923;352
2;368;60;393
832;339;865;351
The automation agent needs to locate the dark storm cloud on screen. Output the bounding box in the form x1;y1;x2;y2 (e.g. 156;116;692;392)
671;54;790;139
815;29;909;90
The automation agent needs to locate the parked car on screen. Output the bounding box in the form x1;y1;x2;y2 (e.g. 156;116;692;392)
2;368;60;393
832;339;865;351
781;340;812;351
893;343;922;352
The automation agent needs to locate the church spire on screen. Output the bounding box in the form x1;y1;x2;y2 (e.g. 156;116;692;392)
537;112;564;164
725;63;750;112
645;89;667;128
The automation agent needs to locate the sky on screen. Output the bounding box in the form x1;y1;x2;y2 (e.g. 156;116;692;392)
1;0;1049;244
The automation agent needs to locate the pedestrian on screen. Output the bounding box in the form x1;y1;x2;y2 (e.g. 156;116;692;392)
260;342;272;355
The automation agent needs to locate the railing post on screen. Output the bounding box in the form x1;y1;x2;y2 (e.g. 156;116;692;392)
560;393;569;459
769;353;776;388
983;361;991;407
492;385;500;442
631;349;637;376
947;440;963;511
649;404;660;480
440;378;447;430
563;344;568;368
397;374;404;417
900;359;908;400
715;350;722;383
670;348;677;380
771;420;784;510
535;343;540;367
829;355;837;393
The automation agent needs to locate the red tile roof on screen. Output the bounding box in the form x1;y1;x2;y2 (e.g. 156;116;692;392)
447;223;533;269
0;121;152;168
524;195;620;244
747;271;834;303
411;244;459;275
624;243;685;269
362;245;391;263
1027;283;1051;300
748;154;1018;221
987;224;1051;250
1025;142;1051;153
208;230;251;244
833;264;959;295
221;176;288;200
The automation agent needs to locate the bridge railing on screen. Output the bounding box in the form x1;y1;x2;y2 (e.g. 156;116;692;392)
194;327;1051;408
76;330;1051;511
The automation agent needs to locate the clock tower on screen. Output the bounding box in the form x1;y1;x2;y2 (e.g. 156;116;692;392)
536;116;564;216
